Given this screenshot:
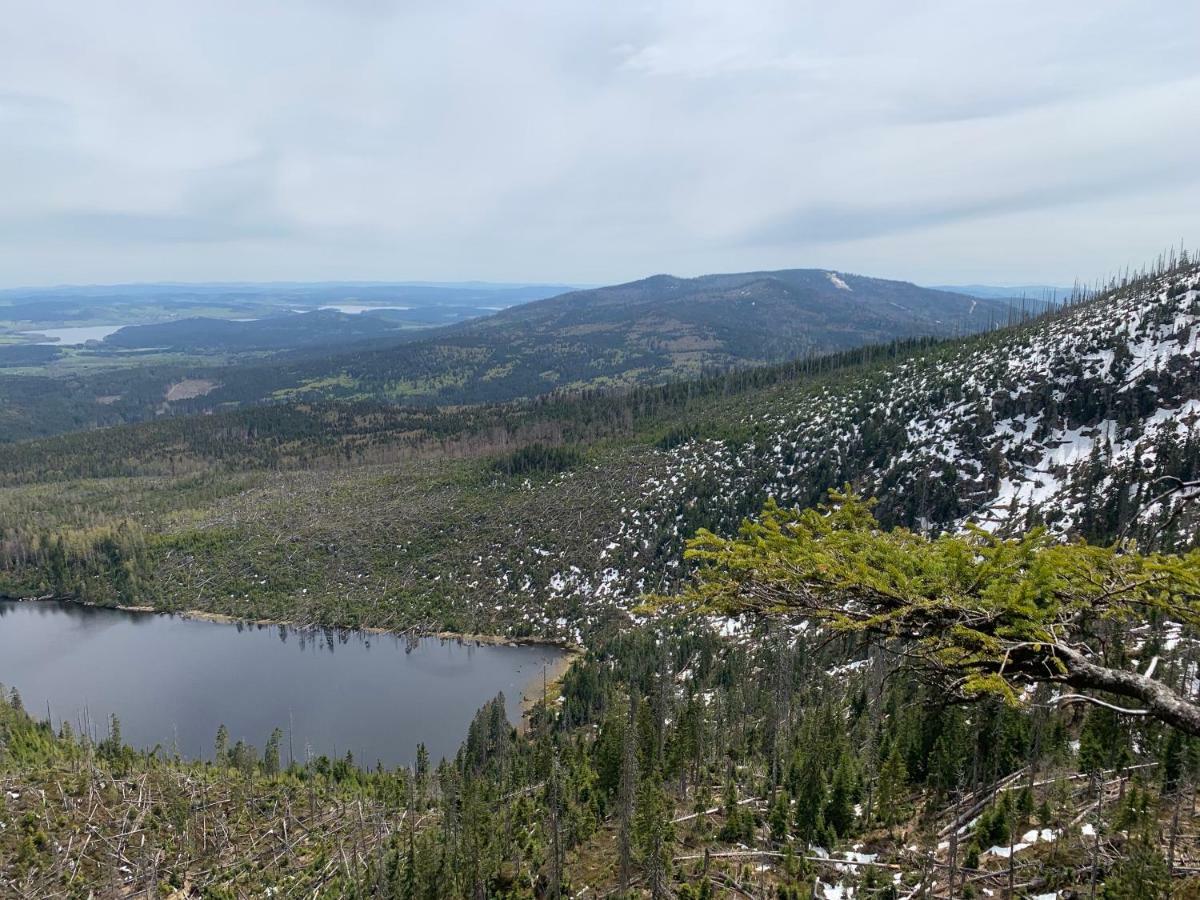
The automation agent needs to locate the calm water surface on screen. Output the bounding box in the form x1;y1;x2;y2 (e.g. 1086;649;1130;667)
21;324;130;345
317;304;411;314
0;601;563;767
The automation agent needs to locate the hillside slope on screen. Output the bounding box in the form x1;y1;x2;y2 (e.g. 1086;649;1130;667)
583;263;1200;608
102;309;416;352
0;263;1196;641
0;269;1011;441
452;268;1010;368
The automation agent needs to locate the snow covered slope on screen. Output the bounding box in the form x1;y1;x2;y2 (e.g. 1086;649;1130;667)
494;263;1200;635
686;263;1200;546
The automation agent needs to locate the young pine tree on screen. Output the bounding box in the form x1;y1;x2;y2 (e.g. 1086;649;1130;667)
825;752;856;838
635;776;674;899
793;758;826;843
875;746;908;828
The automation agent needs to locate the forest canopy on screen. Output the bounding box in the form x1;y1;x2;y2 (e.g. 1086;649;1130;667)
677;489;1200;735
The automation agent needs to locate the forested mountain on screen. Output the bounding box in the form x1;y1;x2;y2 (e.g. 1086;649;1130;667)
0;269;1016;441
449;268;1013;367
2;258;1199;898
102;309;421;352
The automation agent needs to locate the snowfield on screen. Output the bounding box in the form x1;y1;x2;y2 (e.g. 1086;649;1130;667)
470;266;1200;638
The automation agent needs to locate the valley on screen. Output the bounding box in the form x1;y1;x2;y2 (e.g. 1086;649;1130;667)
0;281;571;391
0;270;1029;441
4;5;1197;896
1;257;1198;899
1;263;1193;640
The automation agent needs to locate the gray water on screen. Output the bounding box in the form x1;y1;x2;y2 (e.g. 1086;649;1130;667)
0;601;564;768
21;324;130;345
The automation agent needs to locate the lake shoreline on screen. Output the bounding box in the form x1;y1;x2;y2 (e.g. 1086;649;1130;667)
517;646;584;725
3;595;577;649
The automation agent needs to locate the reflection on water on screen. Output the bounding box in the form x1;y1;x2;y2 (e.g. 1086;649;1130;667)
0;601;563;768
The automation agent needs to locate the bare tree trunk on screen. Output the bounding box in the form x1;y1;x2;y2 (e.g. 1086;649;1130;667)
1089;775;1104;900
1169;786;1182;875
618;695;638;895
948;788;961;899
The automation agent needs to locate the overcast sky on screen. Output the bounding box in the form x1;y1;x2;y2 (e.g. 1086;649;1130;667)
1;1;1197;288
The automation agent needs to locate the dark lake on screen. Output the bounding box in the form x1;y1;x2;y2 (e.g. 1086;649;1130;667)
0;600;565;768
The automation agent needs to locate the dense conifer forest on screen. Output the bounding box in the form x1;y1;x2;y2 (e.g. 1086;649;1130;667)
5;603;1200;897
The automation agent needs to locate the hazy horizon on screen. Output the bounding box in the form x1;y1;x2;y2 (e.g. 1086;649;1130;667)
2;1;1197;287
0;271;1079;297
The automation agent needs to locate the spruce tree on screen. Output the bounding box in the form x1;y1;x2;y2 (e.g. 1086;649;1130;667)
264;727;282;775
635;776;674;899
793;757;826;843
875;747;908;828
825;752;855;838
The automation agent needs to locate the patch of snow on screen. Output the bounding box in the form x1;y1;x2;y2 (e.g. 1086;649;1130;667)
986;842;1030;858
817;881;853;900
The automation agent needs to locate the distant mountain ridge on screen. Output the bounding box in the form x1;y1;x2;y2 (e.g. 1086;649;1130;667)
197;267;1019;405
0;267;1019;440
461;268;1010;357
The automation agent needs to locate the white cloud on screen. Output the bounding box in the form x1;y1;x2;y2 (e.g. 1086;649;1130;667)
0;0;1196;286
